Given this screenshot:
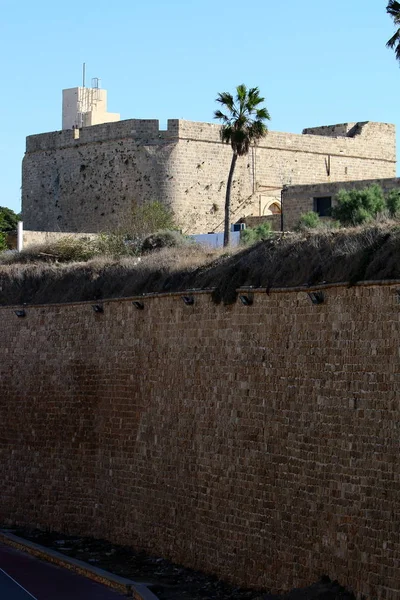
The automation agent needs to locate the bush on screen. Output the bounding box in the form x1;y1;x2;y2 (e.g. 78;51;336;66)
0;233;138;265
297;211;321;230
332;184;385;226
0;207;19;234
0;232;7;252
386;190;400;218
240;222;272;246
142;230;190;252
127;201;177;239
94;233;138;257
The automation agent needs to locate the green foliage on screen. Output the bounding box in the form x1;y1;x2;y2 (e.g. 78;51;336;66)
386;189;400;217
0;206;19;233
128;201;176;239
94;233;135;257
0;232;7;252
332;184;386;226
142;230;190;252
297;211;321;230
240;222;272;246
50;236;98;262
214;84;271;156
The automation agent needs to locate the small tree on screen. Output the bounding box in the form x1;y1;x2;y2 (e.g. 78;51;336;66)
386;189;400;217
0;207;19;250
214;84;270;247
331;184;386;226
127;201;177;240
0;207;19;234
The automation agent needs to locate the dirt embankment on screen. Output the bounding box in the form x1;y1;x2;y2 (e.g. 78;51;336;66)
1;225;400;306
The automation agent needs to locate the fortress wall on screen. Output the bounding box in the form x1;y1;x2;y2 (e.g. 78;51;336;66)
22;137;178;233
169;121;396;233
22;230;98;248
25;119;180;153
22;120;396;234
1;285;400;599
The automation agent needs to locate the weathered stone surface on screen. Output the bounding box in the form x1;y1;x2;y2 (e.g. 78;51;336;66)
22;119;396;234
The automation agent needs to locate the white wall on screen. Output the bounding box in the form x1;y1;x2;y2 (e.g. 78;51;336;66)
62;87;120;130
190;232;241;248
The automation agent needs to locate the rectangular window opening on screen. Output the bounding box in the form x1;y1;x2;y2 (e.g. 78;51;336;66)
313;196;332;217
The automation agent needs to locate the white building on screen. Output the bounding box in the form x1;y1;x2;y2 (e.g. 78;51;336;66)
62;79;120;130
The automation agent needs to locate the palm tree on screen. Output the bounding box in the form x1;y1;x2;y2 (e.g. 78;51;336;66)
387;0;400;61
214;84;270;247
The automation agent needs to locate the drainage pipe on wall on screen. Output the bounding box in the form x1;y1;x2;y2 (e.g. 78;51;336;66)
280;186;287;232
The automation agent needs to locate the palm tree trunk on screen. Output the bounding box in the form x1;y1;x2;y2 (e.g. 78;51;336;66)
224;152;237;247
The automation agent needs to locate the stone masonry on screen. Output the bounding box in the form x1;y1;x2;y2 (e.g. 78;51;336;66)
22;119;396;234
282;177;400;230
1;284;400;599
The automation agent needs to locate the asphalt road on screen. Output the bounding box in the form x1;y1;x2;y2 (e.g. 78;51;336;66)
0;542;126;599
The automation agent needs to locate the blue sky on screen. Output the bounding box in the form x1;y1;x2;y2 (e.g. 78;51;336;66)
1;0;399;213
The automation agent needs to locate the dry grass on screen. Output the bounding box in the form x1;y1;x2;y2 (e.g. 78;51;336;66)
0;234;135;264
1;225;400;306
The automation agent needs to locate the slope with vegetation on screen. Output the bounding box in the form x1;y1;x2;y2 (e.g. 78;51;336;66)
1;224;400;307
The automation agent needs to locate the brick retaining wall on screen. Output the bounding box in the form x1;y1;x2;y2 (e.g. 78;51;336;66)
1;285;399;598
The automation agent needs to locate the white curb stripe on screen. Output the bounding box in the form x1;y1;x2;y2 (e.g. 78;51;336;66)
0;567;39;599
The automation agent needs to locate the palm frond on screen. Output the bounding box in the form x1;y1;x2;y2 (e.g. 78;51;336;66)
387;0;400;21
387;30;400;48
214;110;231;124
215;92;235;113
214;83;270;153
387;1;400;61
256;107;271;121
247;87;265;110
220;126;233;145
236;84;247;106
248;120;268;141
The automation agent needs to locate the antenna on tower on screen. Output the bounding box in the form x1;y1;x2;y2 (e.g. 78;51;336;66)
82;62;86;88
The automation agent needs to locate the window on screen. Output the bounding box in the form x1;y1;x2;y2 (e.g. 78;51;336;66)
313;196;332;217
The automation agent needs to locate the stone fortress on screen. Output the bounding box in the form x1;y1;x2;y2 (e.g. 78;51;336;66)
8;85;400;600
22;84;396;235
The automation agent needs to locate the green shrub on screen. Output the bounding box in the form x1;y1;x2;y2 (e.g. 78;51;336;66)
332;184;385;226
94;233;137;257
142;230;190;252
240;222;272;246
0;232;7;252
0;207;19;234
51;236;98;262
128;201;177;238
297;211;321;230
254;222;272;238
386;190;400;218
240;228;257;245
